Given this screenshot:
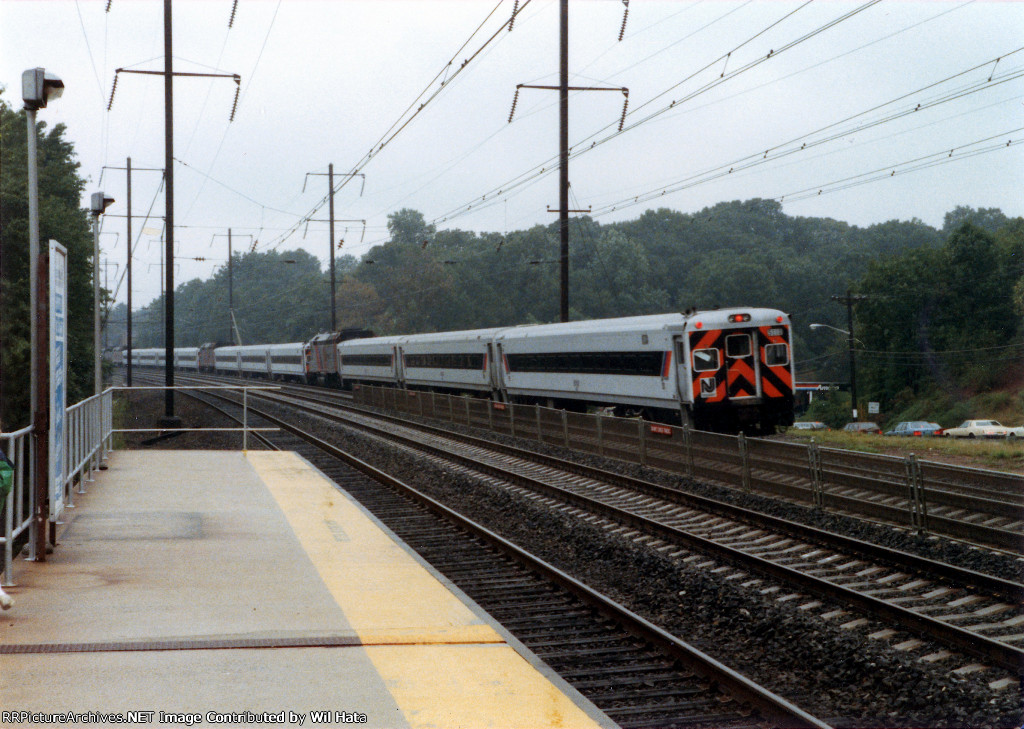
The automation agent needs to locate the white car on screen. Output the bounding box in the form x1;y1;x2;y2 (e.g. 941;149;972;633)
1006;425;1024;440
943;420;1009;439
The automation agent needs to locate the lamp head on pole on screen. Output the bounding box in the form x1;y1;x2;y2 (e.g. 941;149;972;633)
809;323;851;336
91;192;115;217
22;68;64;110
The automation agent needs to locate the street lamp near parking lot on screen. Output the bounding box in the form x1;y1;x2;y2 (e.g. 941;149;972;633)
810;322;861;423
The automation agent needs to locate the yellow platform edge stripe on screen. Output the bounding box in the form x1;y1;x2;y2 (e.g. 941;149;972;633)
249;451;607;729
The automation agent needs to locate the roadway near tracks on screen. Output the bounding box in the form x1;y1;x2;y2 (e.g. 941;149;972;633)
126;375;1023;726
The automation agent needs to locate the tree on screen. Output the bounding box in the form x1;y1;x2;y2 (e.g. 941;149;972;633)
0;90;94;429
941;206;1009;237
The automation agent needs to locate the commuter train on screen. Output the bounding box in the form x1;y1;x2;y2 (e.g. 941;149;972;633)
128;308;795;434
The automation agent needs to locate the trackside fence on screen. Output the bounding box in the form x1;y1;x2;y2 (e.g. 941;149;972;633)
353;385;1024;552
0;390;114;586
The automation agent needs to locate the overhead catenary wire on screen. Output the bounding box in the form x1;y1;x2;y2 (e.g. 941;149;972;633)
452;47;1024;225
432;0;889;227
586;54;1024;216
258;0;534;254
106;173;166;305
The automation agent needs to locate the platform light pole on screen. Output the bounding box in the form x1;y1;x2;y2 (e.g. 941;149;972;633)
22;68;63;419
22;67;63;563
91;193;115;396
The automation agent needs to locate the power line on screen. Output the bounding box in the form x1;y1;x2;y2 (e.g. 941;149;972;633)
258;0;534;253
585;50;1024;216
777;127;1023;203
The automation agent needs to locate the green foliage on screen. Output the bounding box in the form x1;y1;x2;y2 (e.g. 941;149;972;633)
855;216;1024;411
132;249;331;346
802;391;852;429
1;91;95;430
112;194;1019;419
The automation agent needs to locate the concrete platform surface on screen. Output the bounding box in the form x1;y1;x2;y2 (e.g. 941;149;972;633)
0;450;612;729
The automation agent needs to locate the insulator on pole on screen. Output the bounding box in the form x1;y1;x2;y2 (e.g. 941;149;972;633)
508;87;521;123
228;0;238;28
107;73;119;111
618;91;629;132
509;0;519;31
229;79;240;122
106;0;113;12
618;0;629;41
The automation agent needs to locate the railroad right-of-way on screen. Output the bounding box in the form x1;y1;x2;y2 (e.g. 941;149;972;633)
121;375;1023;727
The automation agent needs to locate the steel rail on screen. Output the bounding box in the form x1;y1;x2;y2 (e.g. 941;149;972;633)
235;387;1022;673
269;385;1024;603
189;386;833;729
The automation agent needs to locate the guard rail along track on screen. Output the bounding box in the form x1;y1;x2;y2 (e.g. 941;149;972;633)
174;384;833;729
354;385;1024;553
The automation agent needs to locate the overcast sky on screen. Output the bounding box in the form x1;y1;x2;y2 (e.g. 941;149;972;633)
2;0;1022;308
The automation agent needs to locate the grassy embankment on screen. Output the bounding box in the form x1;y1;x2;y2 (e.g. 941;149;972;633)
784;429;1023;471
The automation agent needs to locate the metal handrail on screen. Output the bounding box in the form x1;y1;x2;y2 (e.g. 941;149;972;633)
1;425;34;587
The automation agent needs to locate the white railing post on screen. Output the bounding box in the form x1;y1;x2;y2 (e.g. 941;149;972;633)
243;387;249;451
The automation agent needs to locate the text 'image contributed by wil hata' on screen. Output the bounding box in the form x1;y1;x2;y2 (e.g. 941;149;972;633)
1;710;369;725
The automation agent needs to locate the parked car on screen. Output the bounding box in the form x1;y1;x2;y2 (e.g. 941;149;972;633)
942;420;1009;439
927;422;945;437
1006;425;1024;440
843;422;882;435
885;421;943;437
792;421;828;431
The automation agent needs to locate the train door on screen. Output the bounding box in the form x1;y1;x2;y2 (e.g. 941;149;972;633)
755;324;793;401
687;328;727;405
486;343;503;399
302;343;314;382
723;331;759;401
393;346;404;387
492;343;508;402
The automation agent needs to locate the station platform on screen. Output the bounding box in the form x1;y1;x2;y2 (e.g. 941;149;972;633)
0;450;612;728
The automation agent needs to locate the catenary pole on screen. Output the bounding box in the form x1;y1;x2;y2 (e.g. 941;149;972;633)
328;163;336;332
161;0;180;425
126;158;133;386
558;0;569;322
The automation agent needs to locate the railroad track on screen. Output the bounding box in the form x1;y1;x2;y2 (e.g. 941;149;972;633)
118;369;1023;554
166;381;830;729
203;373;1022;553
193;381;1023;676
119;375;1022;722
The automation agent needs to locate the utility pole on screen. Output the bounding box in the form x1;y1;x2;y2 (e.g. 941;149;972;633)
161;0;180;426
559;0;569;322
228;228;234;344
100;161;162;387
108;0;240;425
303;169;365;332
210;230;251;345
831;290;867;421
126;158;132;386
328;165;335;331
508;2;628;322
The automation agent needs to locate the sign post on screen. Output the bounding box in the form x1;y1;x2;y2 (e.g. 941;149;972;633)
49;241;67;521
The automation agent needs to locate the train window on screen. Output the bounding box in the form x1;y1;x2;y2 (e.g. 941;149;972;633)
725;334;751;358
692;348;719;372
765;343;789;366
